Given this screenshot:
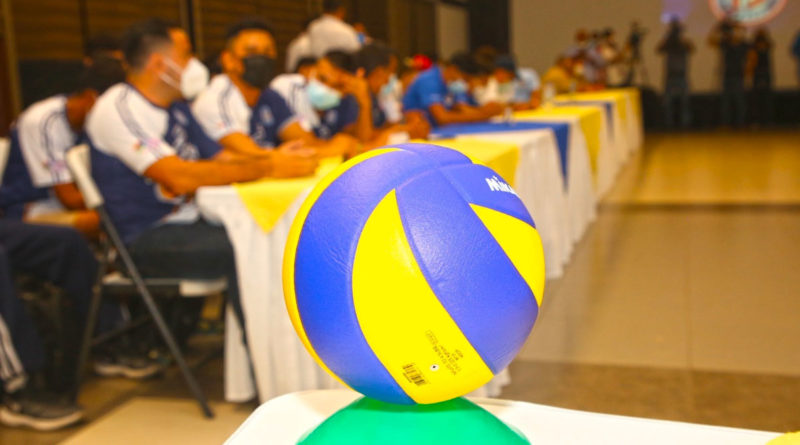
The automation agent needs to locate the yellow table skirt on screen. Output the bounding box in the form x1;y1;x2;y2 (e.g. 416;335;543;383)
514;105;604;173
233;140;521;233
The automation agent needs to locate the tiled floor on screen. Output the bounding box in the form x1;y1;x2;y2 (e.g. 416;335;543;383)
512;130;800;433
6;130;800;443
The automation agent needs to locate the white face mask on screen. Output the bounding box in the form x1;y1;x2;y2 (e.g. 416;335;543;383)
161;57;210;100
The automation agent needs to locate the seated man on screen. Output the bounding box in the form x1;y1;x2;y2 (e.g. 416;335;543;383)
193;19;357;160
0;220;97;430
542;55;580;95
487;54;542;111
0;58;125;237
402;52;503;127
352;43;429;141
87;19;317;329
293;56;317;78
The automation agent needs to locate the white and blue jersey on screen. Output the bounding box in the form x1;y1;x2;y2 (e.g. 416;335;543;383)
313;96;359;140
0;95;78;218
86;83;220;244
192;74;297;148
270;73;359;140
401;66;454;126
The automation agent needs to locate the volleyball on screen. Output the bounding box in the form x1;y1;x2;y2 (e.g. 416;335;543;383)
283;143;545;405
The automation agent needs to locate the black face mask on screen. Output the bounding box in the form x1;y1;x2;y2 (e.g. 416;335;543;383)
241;55;275;89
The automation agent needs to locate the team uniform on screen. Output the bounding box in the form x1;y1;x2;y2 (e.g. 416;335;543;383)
285;32;312;73
370;93;387;129
479;68;541;106
86;82;244;326
308;14;361;58
402;66;455;126
0;95;78;219
86;83;219;244
192;74;297;148
270;73;359;140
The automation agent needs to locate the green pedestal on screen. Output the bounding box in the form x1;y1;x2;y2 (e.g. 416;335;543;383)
298;396;530;445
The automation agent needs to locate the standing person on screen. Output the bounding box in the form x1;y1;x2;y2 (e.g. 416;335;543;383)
748;28;774;126
308;0;361;58
285;16;316;74
658;18;694;129
709;19;749;127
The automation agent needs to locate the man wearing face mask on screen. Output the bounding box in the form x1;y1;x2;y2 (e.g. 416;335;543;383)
0;57;125;237
402;52;504;127
484;55;541;111
271;50;370;147
193;19;357;159
353;43;429;141
86;19;315;335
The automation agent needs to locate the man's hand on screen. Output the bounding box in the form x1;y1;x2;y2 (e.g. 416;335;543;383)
271;141;319;178
480;102;505;117
405;113;431;139
344;75;371;105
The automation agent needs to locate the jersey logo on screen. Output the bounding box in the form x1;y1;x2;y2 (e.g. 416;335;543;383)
325;110;338;125
260;107;274;126
709;0;787;26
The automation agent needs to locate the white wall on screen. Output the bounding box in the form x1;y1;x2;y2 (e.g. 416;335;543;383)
511;0;800;92
436;3;469;59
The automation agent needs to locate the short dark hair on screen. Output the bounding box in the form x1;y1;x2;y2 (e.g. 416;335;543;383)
447;52;480;76
225;18;274;47
121;18;173;70
294;56;318;73
355;43;392;74
323;50;356;74
75;56;126;94
84;33;120;59
323;0;344;13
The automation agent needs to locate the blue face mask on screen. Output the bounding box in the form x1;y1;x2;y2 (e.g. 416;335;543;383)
307;78;342;111
447;79;468;95
379;74;399;99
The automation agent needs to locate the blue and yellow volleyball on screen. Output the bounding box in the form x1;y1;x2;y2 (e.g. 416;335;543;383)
283;143;545;405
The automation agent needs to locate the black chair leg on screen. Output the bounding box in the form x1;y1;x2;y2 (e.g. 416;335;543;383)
72;239;110;402
100;208;214;418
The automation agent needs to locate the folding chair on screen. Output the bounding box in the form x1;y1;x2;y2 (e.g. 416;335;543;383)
66;144;224;418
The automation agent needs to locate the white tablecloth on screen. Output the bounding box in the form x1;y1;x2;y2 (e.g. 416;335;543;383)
450;128;595;278
514;107;617;198
197;184;511;403
225;389;781;445
556;98;630;166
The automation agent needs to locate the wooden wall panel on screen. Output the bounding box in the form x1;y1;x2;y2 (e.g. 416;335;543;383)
11;0;82;60
259;0;309;71
85;0;183;39
197;0;259;59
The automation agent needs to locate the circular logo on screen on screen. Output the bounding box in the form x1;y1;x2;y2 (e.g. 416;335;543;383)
709;0;787;26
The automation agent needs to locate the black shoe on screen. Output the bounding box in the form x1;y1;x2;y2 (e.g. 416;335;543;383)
94;352;162;379
0;391;83;431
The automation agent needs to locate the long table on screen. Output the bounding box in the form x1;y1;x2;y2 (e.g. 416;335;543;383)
196;88;644;404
